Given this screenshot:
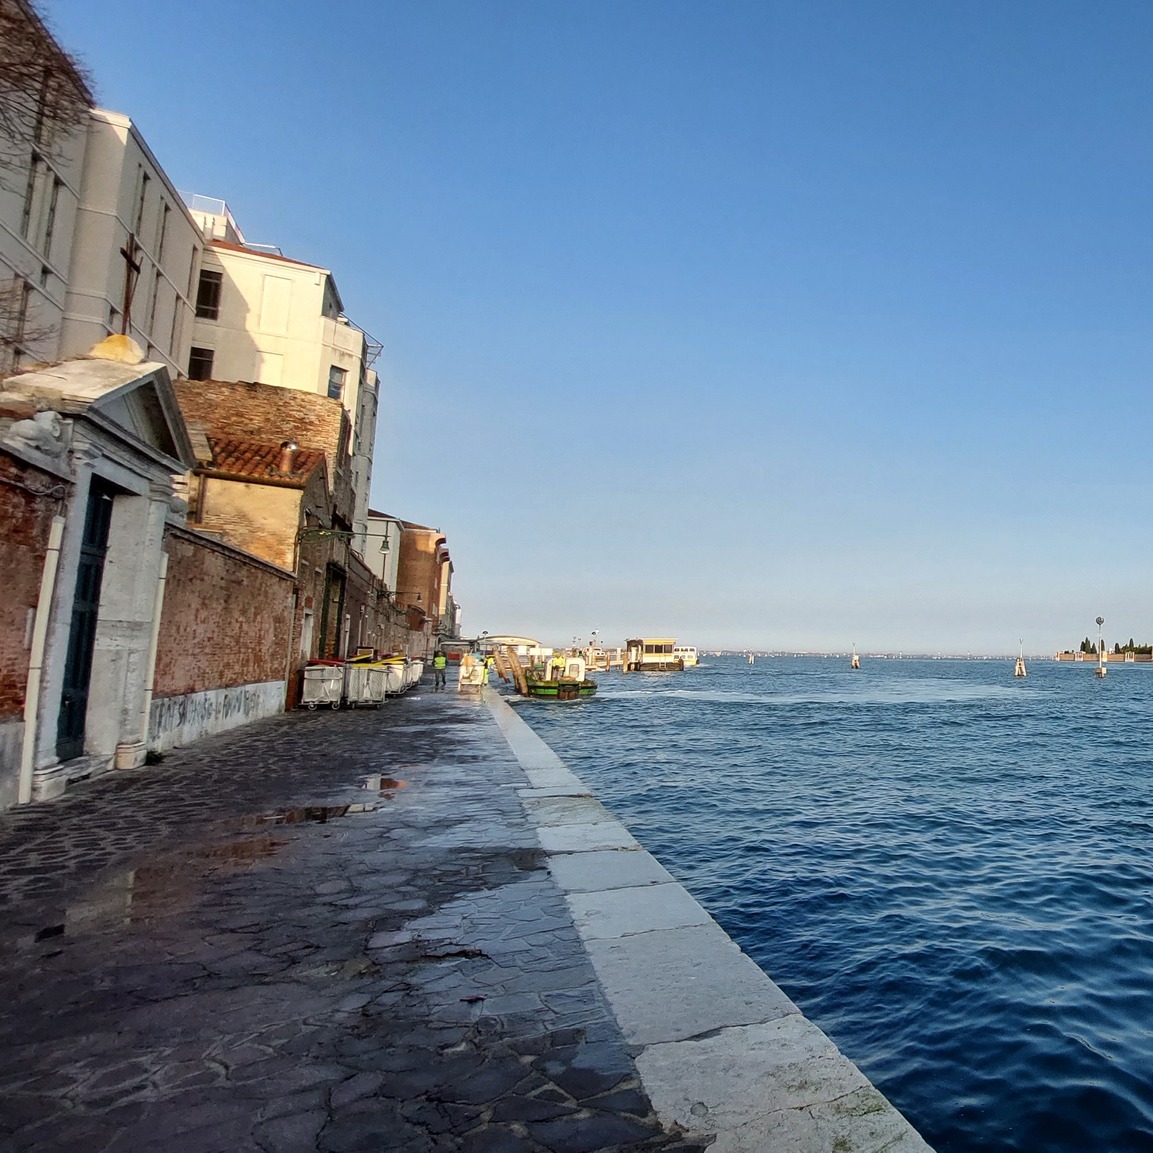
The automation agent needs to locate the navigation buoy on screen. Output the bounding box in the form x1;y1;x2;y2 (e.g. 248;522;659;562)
1014;640;1026;678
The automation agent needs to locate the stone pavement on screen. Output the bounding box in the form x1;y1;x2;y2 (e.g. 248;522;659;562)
0;686;703;1153
0;682;933;1153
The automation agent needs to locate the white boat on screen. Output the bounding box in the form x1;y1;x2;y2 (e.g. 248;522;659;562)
672;645;698;668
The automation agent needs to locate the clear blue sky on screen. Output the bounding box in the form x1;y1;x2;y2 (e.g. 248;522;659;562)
48;0;1153;654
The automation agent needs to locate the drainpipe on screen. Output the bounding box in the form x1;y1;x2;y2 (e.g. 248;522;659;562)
138;551;168;754
19;515;66;805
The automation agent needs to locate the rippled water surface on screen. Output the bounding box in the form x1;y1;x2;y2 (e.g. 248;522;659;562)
517;656;1153;1152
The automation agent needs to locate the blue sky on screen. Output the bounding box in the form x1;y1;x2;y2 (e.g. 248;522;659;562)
47;0;1153;653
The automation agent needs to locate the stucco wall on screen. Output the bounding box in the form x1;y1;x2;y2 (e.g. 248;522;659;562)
0;719;23;811
148;680;285;754
197;478;301;571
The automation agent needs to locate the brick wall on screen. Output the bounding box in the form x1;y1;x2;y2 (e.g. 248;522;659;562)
396;526;445;650
0;453;67;719
154;525;293;698
174;377;350;510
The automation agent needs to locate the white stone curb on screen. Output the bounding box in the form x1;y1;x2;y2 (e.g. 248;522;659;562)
487;692;935;1153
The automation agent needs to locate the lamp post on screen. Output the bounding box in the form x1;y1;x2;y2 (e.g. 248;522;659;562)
1096;616;1106;678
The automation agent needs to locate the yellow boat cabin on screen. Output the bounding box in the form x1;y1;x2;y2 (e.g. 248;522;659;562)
624;638;686;672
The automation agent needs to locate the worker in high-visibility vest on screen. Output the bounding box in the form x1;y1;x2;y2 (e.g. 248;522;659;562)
432;651;447;691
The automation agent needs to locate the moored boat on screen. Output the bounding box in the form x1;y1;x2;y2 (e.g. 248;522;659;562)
524;671;597;700
494;647;598;700
624;638;684;672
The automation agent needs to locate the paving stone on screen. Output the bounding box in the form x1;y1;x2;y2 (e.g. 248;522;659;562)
457;1126;542;1153
583;920;800;1046
527;1112;663;1152
546;848;675;894
251;1107;329;1152
0;691;753;1153
329;1070;384;1108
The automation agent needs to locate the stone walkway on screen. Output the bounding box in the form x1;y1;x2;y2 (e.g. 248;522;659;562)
0;687;707;1153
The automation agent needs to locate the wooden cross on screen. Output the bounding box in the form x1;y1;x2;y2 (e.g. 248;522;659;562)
118;233;142;335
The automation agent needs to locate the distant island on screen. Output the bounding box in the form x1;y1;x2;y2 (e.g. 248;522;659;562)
1055;639;1153;663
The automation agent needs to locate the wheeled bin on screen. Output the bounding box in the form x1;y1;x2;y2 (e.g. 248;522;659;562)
346;663;388;706
301;662;345;709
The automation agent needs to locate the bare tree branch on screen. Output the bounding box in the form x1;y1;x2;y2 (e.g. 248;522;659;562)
0;275;56;376
0;0;92;178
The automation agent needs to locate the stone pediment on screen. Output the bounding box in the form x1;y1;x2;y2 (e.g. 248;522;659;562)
0;358;196;469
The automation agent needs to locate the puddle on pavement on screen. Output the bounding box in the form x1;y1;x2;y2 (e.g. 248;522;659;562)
9;792;400;957
9;837;290;955
361;774;406;794
195;836;288;862
228;803;380;829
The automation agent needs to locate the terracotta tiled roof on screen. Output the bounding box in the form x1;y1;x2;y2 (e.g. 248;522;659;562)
200;436;325;486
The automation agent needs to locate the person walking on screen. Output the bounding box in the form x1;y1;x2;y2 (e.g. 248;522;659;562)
432;650;447;691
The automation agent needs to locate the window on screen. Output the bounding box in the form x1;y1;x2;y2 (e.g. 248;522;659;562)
195;269;222;319
133;169;150;235
20;156;43;238
187;346;214;380
146;271;160;332
42;176;61;259
12;279;33;347
157;202;170;263
327;365;347;400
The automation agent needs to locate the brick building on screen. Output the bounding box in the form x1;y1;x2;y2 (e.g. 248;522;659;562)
172;375;406;701
394;519;458;657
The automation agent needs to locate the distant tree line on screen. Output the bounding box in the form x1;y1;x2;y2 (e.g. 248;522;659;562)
1075;637;1153;655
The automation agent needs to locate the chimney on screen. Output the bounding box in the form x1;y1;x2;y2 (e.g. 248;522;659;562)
278;440;299;473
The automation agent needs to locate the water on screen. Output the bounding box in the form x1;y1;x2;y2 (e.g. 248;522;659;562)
517;656;1153;1152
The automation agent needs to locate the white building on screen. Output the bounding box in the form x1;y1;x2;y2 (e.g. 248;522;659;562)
58;111;203;377
0;96;203;379
182;197;378;542
0;0;91;373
